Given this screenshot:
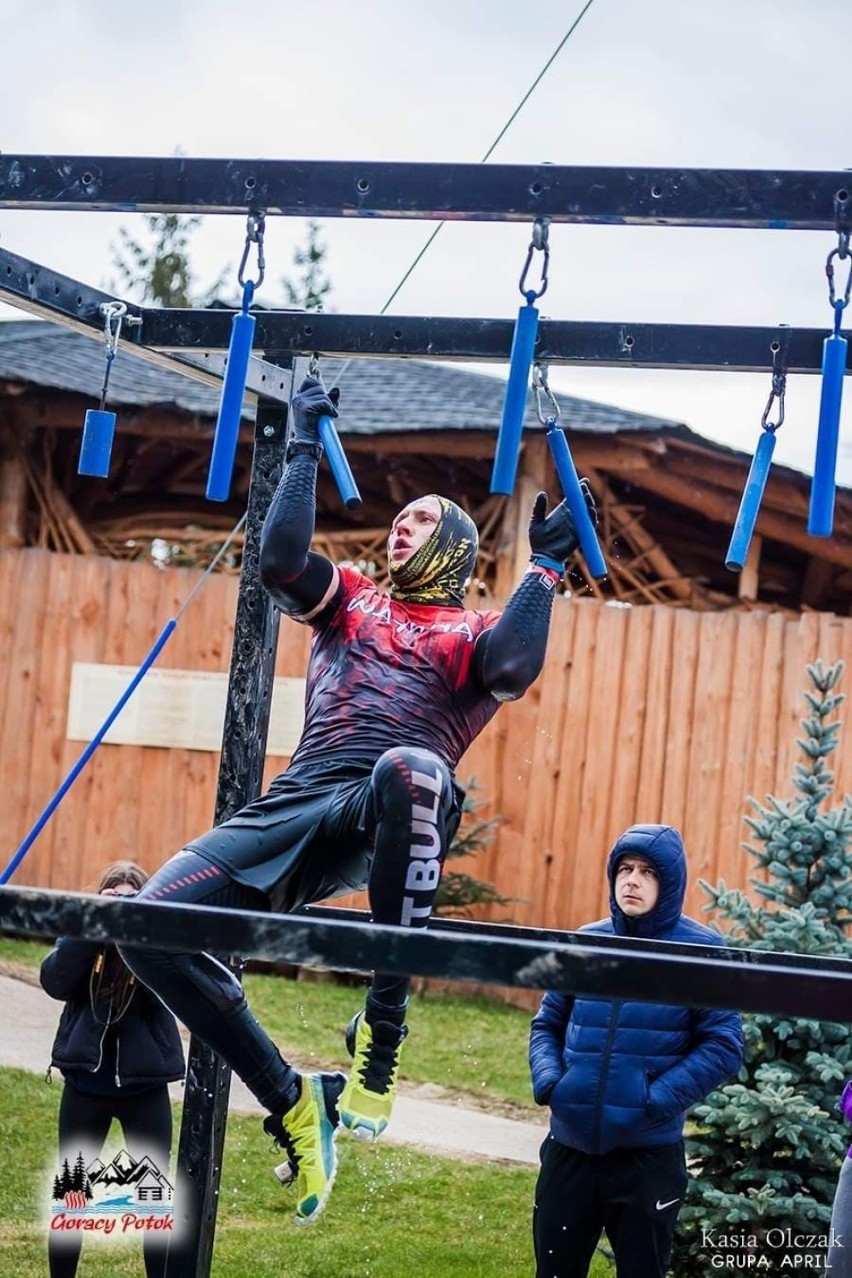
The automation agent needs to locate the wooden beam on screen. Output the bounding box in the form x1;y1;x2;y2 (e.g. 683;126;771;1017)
799;555;836;610
0;445;27;548
582;464;692;602
737;534;762;602
624;467;852;568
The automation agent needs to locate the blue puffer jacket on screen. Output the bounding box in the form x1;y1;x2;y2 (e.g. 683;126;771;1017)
529;824;743;1154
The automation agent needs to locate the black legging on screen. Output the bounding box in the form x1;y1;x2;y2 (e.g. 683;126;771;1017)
120;746;456;1113
49;1082;172;1278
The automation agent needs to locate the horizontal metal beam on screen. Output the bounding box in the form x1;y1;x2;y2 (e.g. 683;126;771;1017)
2;887;851;1022
146;309;846;374
2;247;846;375
0;248;293;405
1;156;850;229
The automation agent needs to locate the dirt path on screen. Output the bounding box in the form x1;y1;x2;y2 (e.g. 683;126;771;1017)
0;971;545;1166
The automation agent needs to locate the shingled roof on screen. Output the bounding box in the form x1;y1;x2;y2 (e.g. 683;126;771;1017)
0;317;686;438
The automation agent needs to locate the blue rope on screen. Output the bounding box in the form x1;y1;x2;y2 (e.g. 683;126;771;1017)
0;620;176;885
0;512;247;885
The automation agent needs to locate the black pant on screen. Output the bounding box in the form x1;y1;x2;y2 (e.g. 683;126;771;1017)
121;746;459;1115
49;1082;172;1278
533;1135;688;1278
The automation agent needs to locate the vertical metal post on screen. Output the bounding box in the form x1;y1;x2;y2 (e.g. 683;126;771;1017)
165;389;290;1278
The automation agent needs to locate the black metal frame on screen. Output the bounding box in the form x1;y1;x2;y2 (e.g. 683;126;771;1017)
4;153;849;1278
3;888;852;1024
1;245;849;378
1;156;850;228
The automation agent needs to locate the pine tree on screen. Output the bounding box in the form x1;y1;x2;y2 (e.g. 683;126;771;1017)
281;220;332;311
59;1158;73;1195
111;213;227;307
52;1175;62;1201
673;660;852;1275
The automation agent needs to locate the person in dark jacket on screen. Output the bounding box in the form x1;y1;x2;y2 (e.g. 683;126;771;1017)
40;861;185;1278
529;824;743;1278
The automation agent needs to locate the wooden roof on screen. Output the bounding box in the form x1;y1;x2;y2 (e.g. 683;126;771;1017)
0;319;850;613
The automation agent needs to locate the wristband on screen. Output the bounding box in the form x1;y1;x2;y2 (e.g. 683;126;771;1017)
286;439;323;462
530;554;564;577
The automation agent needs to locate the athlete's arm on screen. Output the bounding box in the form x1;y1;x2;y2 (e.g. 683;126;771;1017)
259;378;340;620
472;491;592;701
472;566;560;701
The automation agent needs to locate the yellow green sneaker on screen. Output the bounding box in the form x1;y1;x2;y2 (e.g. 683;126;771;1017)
263;1071;345;1224
338;1011;408;1142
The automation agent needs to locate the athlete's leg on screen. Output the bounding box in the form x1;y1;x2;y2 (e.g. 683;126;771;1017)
365;745;457;1012
337;746;458;1140
119;850;300;1115
119;848;344;1225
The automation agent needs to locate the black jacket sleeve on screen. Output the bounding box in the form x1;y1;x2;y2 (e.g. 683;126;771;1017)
40;938;102;1001
259;452;335;616
473;567;559;701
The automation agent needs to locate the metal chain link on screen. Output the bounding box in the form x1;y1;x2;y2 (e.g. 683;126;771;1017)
532;360;560;425
96;301;127;410
237;211;266;290
519;217;551;301
760;333;789;433
825;190;852;311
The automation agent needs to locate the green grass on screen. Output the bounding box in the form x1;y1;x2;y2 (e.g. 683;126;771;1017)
0;1067;614;1278
0;936;538;1109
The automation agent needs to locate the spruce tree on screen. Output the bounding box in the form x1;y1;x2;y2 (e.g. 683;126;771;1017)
673;660;852;1275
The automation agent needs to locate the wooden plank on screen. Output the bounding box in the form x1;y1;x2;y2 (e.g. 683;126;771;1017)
713;611;769;901
682;612;737;896
660;610;701;834
634;606;676;821
517;598;577;930
0;550;51;882
571;602;628;924
23;552;75;888
776;612;821;798
541;601;602;930
602;606;655;915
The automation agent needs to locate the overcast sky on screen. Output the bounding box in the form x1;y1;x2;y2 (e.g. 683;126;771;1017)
2;0;851;486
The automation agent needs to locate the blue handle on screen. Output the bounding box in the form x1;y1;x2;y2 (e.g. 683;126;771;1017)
317;415;362;511
491;300;539;496
808;330;847;537
206;308;256;501
725;429;776;571
78;409;117;478
0;618;178;885
545;426;607;580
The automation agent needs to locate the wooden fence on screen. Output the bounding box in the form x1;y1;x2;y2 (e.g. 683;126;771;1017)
2;549;850;932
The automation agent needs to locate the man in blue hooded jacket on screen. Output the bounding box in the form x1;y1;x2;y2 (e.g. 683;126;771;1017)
528;824;743;1278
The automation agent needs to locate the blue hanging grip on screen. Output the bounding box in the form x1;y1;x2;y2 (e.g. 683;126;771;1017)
545;425;607;580
206;282;256;502
808;302;847;537
78;409;117;478
317;415;362;511
491;297;539;496
725;429;776;571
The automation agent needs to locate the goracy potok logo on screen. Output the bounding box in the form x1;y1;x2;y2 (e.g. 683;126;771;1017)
49;1147;174;1239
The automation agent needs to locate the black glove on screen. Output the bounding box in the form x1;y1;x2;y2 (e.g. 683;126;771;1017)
289;376;341;451
528;481;597;571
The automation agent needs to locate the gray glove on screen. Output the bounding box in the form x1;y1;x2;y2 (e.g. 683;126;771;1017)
289;376;340;450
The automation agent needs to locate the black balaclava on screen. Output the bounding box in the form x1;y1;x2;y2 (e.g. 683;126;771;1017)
389;495;478;607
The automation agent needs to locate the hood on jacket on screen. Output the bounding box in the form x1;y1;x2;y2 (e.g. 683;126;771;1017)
607;824;686;938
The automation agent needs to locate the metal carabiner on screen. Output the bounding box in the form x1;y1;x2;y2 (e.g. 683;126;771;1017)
238;211;266;290
532;360;560;426
519;218;551;302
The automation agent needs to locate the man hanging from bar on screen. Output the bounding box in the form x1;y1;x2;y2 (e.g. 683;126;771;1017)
120;377;594;1225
